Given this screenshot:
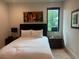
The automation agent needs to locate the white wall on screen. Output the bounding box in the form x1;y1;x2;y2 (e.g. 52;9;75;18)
63;0;79;59
8;2;63;38
0;0;9;48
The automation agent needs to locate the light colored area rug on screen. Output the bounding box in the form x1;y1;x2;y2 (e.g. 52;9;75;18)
52;49;71;59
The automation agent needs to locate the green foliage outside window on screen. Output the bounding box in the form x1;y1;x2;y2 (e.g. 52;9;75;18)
47;8;60;31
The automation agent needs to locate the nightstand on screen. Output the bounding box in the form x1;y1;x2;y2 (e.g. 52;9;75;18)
49;38;64;49
5;36;19;45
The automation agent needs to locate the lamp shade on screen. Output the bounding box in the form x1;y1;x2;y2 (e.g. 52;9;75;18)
11;27;17;32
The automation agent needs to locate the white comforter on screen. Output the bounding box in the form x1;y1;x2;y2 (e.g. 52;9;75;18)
0;36;54;59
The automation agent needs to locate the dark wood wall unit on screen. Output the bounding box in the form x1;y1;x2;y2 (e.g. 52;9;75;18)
49;38;64;49
20;24;47;36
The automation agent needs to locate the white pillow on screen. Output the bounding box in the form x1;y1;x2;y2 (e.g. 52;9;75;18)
32;30;43;38
21;30;32;37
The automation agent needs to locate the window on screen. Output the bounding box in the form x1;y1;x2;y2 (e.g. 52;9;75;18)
47;7;60;32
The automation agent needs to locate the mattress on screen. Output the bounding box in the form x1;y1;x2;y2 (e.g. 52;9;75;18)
0;36;54;59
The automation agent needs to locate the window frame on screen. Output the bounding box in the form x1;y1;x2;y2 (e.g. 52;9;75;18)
47;7;60;32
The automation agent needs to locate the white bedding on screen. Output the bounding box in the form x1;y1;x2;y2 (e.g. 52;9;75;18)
0;36;54;59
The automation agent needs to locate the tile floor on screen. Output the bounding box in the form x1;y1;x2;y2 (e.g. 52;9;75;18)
52;49;71;59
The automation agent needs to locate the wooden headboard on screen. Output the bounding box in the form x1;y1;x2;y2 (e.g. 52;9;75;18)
20;24;47;36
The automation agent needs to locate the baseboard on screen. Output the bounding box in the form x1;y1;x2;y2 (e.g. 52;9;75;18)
65;48;79;59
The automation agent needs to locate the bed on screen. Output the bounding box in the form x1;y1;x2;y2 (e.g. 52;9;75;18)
0;24;54;59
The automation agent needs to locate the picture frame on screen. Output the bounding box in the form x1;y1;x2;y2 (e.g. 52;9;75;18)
71;9;79;28
24;11;43;22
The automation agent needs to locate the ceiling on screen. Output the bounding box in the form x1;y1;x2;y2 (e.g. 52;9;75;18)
4;0;64;3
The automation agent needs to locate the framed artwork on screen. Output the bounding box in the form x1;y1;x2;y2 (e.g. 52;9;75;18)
71;9;79;28
24;11;43;22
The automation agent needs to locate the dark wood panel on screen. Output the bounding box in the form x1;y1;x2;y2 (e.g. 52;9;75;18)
49;39;64;49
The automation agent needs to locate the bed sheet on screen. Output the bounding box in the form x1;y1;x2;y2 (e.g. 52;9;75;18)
0;36;54;59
